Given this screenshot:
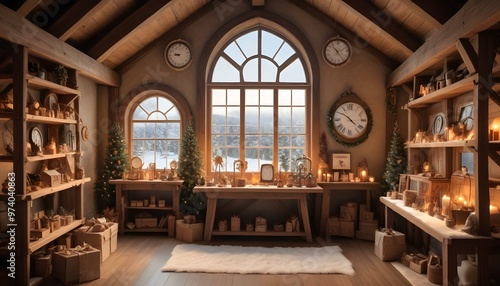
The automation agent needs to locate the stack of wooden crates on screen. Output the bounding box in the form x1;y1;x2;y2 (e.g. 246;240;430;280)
327;202;378;240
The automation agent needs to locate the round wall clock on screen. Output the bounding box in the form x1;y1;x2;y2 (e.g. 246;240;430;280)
260;164;274;183
432;113;446;135
164;39;192;71
327;91;373;147
323;37;352;67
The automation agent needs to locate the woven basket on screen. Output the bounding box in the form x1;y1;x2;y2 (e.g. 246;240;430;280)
427;255;443;285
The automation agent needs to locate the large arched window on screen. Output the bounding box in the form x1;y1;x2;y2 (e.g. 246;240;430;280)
130;95;181;169
208;27;310;172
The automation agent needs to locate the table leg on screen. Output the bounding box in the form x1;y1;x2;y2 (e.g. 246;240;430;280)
443;239;457;286
299;196;313;242
320;188;330;236
204;197;217;241
116;185;124;235
366;189;371;210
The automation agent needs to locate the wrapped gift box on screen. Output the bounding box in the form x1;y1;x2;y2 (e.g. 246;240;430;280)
108;222;118;253
73;227;111;262
52;245;101;285
34;254;52;278
359;210;374;221
374;229;406;261
231;215;240;231
31;228;50;239
327;217;341;235
359;219;378;234
340;202;358;221
340;220;355;238
175;220;203;243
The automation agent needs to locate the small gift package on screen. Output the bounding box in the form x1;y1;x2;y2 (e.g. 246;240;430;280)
73;220;111;262
374;228;406;261
175;219;204;243
218;219;228;231
255;216;267;232
52;243;101;285
230;215;240;231
246;223;254;231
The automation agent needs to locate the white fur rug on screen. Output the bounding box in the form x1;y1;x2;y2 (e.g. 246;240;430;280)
162;244;355;275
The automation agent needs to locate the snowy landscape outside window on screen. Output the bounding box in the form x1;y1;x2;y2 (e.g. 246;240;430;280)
131;96;181;170
209;28;310;172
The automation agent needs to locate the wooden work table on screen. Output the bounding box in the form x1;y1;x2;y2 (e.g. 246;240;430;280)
193;185;323;242
381;196;500;285
317;182;381;235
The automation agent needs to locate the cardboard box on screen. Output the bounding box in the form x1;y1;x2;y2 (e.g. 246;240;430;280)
340;220;355;238
327;217;341;235
359;211;374;221
359;219;378;234
34;254;51;277
135;217;157;228
374;229;406;261
108;223;118;253
73;229;111;262
340;203;358;221
31;228;50;239
175;220;204;243
52;247;101;285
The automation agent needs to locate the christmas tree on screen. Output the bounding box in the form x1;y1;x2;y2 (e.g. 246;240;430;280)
177;120;206;215
94;123;128;213
382;121;407;193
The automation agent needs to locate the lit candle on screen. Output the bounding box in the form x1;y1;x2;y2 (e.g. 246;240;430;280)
318;169;322;182
441;195;450;216
361;170;367;181
458;196;464;209
349;172;354;182
333;172;339;182
369;176;375;182
326;174;332;182
490;205;499;214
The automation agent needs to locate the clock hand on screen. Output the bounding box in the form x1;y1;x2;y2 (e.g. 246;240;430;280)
338;112;356;126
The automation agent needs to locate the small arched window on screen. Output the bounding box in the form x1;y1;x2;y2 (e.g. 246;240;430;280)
130;95;181;169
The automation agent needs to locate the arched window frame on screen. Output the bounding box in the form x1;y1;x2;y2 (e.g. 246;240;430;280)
200;16;319;176
123;85;191;171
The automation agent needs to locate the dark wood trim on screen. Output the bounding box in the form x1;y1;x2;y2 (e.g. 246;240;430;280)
340;0;421;52
46;0;101;39
116;0;222;74
289;0;398;69
87;0;172;61
409;0;463;25
0;5;120;86
456;38;478;74
387;0;500;87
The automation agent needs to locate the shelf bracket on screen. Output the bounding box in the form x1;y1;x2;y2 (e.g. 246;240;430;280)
473;75;500;106
488;150;500;166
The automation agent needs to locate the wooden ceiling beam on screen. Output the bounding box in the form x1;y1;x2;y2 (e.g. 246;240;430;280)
396;0;442;29
117;0;224;74
46;0;102;40
86;0;172;62
387;0;500;87
0;4;120;86
290;0;398;69
16;0;41;17
339;0;421;52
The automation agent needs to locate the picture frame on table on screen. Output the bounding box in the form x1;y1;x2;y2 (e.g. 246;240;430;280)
331;153;351;170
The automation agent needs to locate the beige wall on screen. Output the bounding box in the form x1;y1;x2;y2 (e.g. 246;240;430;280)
118;1;390;182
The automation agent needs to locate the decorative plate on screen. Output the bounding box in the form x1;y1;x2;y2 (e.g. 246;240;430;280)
44;92;59;112
81;126;89;141
131;156;143;169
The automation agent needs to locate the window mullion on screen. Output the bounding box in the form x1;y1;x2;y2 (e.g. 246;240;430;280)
240;88;245;161
273;88;278;168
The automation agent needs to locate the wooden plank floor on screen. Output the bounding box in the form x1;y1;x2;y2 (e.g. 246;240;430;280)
42;234;412;286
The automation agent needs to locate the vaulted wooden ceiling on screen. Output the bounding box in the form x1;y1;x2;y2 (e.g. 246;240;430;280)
2;0;498;88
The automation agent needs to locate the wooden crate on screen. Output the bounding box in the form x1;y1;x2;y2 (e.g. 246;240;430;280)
175;220;204;243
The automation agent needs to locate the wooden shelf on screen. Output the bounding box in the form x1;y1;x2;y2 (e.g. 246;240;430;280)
26;74;80;95
26;152;76;162
407;76;477;108
26;177;91;200
123;228;169;233
212;230;306;237
26;114;77;124
29;219;84;253
406;140;476;148
124;206;174;211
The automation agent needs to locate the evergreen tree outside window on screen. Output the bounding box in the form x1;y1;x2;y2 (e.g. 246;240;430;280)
209;28;310;173
131;96;181;169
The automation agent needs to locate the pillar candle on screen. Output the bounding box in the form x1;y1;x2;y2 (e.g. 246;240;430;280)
333;172;339;182
317;169;322;182
441;195;450;216
490;205;499;214
348;172;354;182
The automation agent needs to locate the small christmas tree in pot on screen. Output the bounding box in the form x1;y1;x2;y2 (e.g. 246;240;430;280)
382;121;407;195
177;119;206;219
94;123;129;217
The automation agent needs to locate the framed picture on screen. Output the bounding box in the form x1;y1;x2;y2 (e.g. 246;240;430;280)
458;103;473;133
331;153;351;170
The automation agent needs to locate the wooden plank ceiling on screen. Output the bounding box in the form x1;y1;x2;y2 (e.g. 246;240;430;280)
0;0;470;83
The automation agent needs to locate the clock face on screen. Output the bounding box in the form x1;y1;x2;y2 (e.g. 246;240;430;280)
165;40;192;70
327;91;373;147
323;37;352;67
333;102;369;139
260;164;274;183
432;113;446;135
